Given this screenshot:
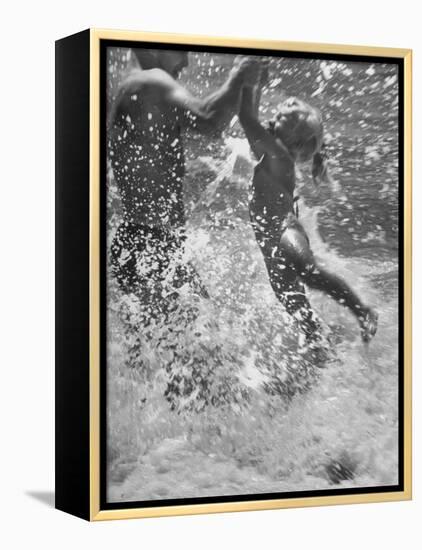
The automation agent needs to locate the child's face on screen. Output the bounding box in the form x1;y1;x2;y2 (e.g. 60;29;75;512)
271;97;321;159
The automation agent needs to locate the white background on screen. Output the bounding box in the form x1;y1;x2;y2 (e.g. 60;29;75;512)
0;0;419;548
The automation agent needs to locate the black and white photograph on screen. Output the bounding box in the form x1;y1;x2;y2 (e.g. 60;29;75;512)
4;0;420;541
104;43;402;505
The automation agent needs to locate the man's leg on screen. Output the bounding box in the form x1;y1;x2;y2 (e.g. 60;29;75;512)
159;228;209;301
110;222;140;292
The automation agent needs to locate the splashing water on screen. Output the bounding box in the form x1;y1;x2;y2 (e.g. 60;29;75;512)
106;132;398;502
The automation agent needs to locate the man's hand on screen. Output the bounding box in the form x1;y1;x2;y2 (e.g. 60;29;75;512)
231;56;261;87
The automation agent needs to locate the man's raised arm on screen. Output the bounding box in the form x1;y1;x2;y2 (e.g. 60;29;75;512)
174;57;260;135
114;57;260;136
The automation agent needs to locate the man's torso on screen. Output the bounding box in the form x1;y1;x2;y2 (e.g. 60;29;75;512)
110;76;186;227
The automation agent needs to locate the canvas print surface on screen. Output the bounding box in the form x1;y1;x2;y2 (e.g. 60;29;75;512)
104;45;400;504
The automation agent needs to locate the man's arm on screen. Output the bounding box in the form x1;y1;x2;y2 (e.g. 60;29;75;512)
174;57;259;134
110;59;259;136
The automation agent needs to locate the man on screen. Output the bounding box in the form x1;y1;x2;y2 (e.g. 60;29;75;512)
109;48;258;313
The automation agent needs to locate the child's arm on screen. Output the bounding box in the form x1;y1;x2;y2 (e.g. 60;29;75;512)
239;86;277;160
239;84;291;172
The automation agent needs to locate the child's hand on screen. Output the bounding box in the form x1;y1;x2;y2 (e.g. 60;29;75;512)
259;59;270;88
231;56;261;87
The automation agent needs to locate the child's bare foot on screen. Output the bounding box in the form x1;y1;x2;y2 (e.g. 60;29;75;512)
359;308;378;343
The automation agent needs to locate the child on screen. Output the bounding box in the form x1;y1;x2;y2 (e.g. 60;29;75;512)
238;78;378;345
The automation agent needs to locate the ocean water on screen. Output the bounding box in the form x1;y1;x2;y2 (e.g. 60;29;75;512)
106;50;399;502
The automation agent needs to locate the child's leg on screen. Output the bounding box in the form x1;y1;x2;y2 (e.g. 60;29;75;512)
304;265;378;342
253;220;321;342
264;256;322;343
305;267;366;318
278;220;377;342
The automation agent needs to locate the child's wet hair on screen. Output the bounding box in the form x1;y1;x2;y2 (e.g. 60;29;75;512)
271;98;331;186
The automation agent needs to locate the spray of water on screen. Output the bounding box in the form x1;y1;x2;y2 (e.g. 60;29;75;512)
106;137;398;502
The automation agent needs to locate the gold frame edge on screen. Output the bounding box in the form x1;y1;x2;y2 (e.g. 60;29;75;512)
403;49;412;501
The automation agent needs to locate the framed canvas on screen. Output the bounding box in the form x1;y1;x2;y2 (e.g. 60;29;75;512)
55;28;412;521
